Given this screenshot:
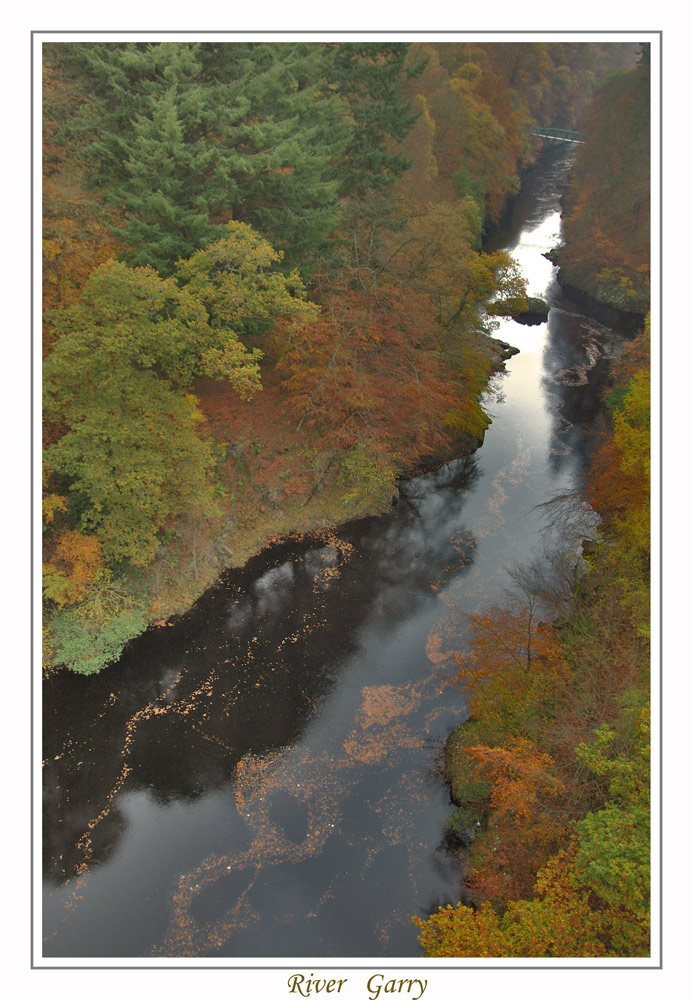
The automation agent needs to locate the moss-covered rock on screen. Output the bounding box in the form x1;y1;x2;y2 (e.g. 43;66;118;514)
443;804;484;848
443;720;491;833
488;295;549;326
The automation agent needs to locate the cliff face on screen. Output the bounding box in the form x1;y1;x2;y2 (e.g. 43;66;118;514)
556;53;650;316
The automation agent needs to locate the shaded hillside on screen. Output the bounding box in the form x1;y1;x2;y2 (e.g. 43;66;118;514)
557;49;650;314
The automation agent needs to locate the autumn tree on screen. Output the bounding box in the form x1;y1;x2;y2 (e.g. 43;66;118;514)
414;843;608;957
402;44;528;226
44;223;314;568
417;709;650;957
463;738;566;904
43;530;104;607
273;191;524;498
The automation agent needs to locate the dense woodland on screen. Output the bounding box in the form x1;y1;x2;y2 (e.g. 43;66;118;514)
556;50;650;314
42;40;650;959
42;40;637;674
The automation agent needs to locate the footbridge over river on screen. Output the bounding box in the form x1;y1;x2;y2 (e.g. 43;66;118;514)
528;126;586;144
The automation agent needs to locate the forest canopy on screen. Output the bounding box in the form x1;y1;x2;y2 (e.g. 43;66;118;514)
42;39;639;673
41;36;651;962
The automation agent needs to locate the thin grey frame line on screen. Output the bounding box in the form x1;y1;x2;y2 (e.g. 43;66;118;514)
31;29;663;972
30;22;35;979
34;30;661;35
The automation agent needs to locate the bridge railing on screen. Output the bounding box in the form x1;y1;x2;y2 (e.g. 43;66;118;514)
527;126;587;144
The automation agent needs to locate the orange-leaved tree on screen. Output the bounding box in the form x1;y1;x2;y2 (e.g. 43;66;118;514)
273;194;524;494
414;842;608;957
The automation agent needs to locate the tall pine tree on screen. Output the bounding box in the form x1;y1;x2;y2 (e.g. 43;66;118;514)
53;41;346;275
326;42;424;196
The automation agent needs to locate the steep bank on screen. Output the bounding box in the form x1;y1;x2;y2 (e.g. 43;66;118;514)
419;113;652;953
552;51;650;318
416;57;652;949
118;329;517;627
549;265;646;334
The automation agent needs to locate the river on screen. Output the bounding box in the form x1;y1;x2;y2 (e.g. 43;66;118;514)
42;147;624;959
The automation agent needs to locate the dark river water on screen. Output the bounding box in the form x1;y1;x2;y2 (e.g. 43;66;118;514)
42;148;624;960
